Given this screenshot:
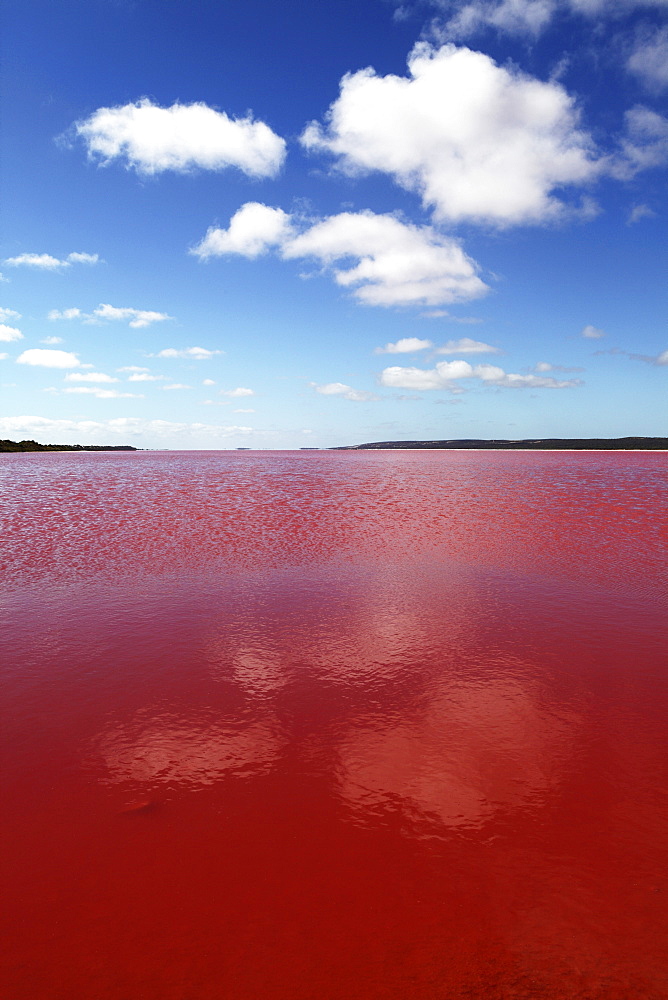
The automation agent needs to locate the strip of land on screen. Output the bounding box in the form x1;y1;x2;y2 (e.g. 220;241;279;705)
0;439;137;452
335;437;667;450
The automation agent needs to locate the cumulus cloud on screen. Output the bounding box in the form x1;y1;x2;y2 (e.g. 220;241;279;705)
379;359;582;389
162;383;192;390
581;324;605;338
436;337;500;353
191;203;292;259
375;337;433;353
0;324;23;342
5;252;98;269
220;387;255;397
74;98;286;178
312;381;379;401
16;349;85;368
63;387;143;399
233;408;256;413
0;308;20;322
117;365;150;373
40;336;64;345
154;347;223;359
0;354;7;361
65;371;119;383
127;373;167;382
300;43;600;226
284;211;488;306
194;204;488;307
202;378;216;386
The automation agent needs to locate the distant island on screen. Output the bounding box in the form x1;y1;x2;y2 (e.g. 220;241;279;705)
335;437;667;451
0;439;137;452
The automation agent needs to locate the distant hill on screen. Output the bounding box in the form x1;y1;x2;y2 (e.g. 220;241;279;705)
335;437;667;451
0;439;137;452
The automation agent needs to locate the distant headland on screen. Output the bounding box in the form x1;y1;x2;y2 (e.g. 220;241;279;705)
335;437;667;451
0;439;137;452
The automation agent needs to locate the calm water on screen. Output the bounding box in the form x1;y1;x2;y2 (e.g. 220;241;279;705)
1;450;667;999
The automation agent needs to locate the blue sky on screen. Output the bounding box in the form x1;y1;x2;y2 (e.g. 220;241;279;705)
2;0;666;448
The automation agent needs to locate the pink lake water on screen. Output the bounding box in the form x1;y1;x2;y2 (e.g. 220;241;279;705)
1;449;667;999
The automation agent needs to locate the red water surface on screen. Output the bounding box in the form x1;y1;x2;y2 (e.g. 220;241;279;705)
1;450;667;999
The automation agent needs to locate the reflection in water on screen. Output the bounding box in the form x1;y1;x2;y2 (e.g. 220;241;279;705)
2;451;667;999
97;709;283;788
337;671;575;831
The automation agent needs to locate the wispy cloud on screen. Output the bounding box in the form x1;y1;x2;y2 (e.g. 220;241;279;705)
374;337;433;354
379;360;583;390
435;337;500;354
63;387;143;399
65;371;119;383
5;252;99;270
311;381;378;401
154;347;223;360
581;324;605;339
49;303;173;328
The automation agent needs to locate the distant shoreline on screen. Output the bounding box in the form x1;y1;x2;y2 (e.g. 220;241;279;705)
0;439;137;452
334;437;668;451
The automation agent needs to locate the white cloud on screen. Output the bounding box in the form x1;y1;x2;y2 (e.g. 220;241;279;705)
616;105;668;176
301;44;599;226
628;26;668;90
5;252;98;269
92;304;173;328
117;365;150;372
192;203;292;259
63;387;143;399
0;308;20;322
219;387;255;397
195;204;488;308
627;347;668;365
0;324;23;342
284;210;488;306
65;372;119;383
41;336;64;345
16;348;84;368
0;354;8;361
532;361;585;372
312;381;378;401
379;359;582;389
0;415;254;444
162;383;192;390
427;0;668;43
128;373;167;382
74;98;286;178
48;308;83;320
233;408;256;413
627;203;656;224
581;324;605;338
435;337;500;353
375;337;433;353
155;347;223;360
202;378;216;386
